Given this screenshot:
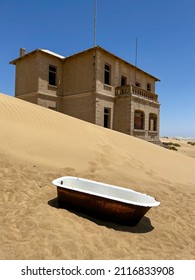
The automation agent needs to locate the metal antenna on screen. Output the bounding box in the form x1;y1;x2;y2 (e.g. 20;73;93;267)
94;0;97;47
135;37;138;67
134;37;138;84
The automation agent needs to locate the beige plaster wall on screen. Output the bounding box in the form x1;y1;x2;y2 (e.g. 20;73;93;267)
62;50;95;96
130;97;160;141
113;96;131;134
95;95;114;128
15;55;39;96
37;52;64;97
62;92;95;123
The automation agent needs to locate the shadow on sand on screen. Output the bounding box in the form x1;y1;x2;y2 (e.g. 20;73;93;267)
48;197;154;234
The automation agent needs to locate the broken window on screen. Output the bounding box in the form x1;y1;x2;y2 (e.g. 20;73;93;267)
149;113;157;131
134;110;144;130
49;65;57;86
104;64;111;85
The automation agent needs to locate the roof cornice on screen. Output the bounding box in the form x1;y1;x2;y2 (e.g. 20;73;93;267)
9;46;160;81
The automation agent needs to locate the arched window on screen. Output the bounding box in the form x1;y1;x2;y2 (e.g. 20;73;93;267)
134;110;144;130
149;113;157;131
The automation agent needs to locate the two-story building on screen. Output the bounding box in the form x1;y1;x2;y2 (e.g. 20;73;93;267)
10;46;160;141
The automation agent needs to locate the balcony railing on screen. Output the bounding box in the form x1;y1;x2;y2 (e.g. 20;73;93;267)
115;85;158;102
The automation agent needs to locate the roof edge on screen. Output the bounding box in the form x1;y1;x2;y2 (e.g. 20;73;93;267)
97;46;160;82
63;45;160;82
9;49;65;65
9;45;160;81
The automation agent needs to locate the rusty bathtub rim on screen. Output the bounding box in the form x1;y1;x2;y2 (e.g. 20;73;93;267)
52;176;160;208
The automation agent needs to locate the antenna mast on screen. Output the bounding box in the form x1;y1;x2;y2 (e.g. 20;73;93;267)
134;37;138;84
94;0;97;47
135;37;138;67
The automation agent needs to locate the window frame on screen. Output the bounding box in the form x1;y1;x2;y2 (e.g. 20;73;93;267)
149;113;157;131
147;83;151;92
121;75;127;86
134;110;145;130
104;63;111;85
104;107;111;128
49;65;57;86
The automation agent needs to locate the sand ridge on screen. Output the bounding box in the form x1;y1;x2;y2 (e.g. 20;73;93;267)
0;93;195;259
160;137;195;159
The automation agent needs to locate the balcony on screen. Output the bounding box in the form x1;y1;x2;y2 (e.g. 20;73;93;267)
115;85;159;102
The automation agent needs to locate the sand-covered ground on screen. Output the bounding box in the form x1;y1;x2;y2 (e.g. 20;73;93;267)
160;137;195;159
0;93;194;260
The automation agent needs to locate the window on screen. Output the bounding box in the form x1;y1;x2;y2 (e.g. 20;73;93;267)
121;76;127;86
135;82;140;87
48;106;57;111
104;64;111;85
49;65;57;86
134;110;144;130
147;83;151;91
104;107;111;128
149;113;157;131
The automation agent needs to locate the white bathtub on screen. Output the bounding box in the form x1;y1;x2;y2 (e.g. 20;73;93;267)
52;176;160;226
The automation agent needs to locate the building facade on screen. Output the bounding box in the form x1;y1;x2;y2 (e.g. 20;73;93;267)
10;46;160;141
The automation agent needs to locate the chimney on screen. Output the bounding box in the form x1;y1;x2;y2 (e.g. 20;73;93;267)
20;48;26;57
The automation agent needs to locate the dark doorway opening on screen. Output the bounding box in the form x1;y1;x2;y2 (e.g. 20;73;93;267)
104;107;111;128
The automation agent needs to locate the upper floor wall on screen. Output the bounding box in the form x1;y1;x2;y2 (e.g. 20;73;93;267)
37;52;64;97
14;53;39;96
10;50;64;98
95;47;159;99
62;49;95;96
10;46;160;101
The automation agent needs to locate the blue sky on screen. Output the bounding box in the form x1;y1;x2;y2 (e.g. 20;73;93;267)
0;0;194;137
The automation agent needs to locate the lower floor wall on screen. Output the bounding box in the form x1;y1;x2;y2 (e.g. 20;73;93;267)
17;92;39;105
133;130;159;141
131;97;160;141
60;92;96;124
114;95;160;141
17;92;58;109
95;94;114;129
16;92;160;142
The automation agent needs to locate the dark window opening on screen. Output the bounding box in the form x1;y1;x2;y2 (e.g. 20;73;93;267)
135;82;141;87
134;110;144;130
49;65;57;86
149;113;157;131
104;107;111;128
104;64;111;85
121;76;127;86
48;106;57;111
147;83;151;91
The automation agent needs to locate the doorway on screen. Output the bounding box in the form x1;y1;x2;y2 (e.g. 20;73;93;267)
104;107;111;128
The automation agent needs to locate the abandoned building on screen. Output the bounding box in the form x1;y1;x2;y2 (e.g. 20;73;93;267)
10;46;160;141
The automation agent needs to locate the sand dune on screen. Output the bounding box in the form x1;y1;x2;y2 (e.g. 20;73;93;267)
0;93;194;260
160;137;195;159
